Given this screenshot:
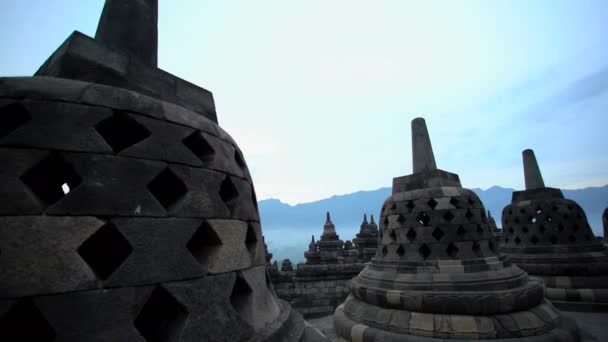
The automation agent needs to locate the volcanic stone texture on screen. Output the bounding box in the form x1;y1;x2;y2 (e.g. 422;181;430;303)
502;188;608;312
272;263;365;319
0;77;327;342
332;118;579;341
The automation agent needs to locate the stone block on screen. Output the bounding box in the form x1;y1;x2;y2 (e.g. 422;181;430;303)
0;216;103;297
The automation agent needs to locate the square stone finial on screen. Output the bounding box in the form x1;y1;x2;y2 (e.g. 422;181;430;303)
522;149;546;190
95;0;158;67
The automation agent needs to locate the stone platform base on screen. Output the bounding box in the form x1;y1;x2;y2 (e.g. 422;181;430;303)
546;287;608;313
332;301;580;341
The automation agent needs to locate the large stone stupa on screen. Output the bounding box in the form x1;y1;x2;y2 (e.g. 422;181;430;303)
333;118;579;341
0;1;326;341
501;149;608;311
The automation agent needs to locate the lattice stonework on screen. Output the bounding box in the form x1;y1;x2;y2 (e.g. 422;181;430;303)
0;0;323;340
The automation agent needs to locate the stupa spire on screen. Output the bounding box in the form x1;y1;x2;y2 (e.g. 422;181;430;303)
370;214;375;224
325;211;332;224
522;149;545;190
411;117;437;173
362;214;368;224
95;0;159;66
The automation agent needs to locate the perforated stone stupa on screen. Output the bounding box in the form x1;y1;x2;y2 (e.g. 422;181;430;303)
333;118;579;341
0;1;327;341
501;149;608;312
353;214;379;262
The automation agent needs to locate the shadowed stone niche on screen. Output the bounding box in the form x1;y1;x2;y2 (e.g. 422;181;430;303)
332;118;580;341
501;149;608;312
0;1;328;341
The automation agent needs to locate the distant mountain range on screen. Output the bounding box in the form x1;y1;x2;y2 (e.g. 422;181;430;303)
259;185;608;237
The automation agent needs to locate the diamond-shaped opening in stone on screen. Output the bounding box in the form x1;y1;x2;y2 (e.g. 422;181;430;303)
406;227;417;242
245;224;258;254
558;223;565;232
427;198;438;209
514;236;521;245
234;149;246;169
134;286;187;342
432;227;445;241
390;203;397;210
550;235;558;244
397;214;406;224
569;234;576;243
20;153;82;207
572;224;580;232
508;227;514;234
529;216;537;224
488;240;495;252
465;209;474;221
416;212;430;226
0;102;31;139
530;235;539;245
476;224;483;234
552;206;559;211
446;242;459;258
514;217;520;224
219;176;239;206
187;221;222;265
418;243;431;259
522;226;529;233
585;234;591;241
443;211;455;222
539;225;546;233
457;225;466;236
467;197;475;205
382;205;386;212
450;197;460;208
383;216;389;227
508;209;513;215
504;237;509;244
230;273;253;316
536;207;543;215
546;216;553;223
389;229;397;242
406;201;415;212
520;208;526;214
77;223;132;280
95;111;151;153
396;245;405;257
147;168;187;210
563;214;569;220
381;246;388;256
472;241;481;255
567;204;574;211
0;299;55;342
182;131;215;163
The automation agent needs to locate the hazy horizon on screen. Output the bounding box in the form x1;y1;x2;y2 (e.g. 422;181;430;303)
2;1;607;205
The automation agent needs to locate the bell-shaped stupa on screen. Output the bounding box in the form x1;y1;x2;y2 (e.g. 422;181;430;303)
501;149;608;311
333;118;579;341
0;1;327;340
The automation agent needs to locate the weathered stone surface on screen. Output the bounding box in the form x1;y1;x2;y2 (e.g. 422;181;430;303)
333;119;578;341
0;0;324;339
501;149;608;312
0;216;104;297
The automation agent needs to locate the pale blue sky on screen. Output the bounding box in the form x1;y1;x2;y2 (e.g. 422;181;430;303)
1;1;607;204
